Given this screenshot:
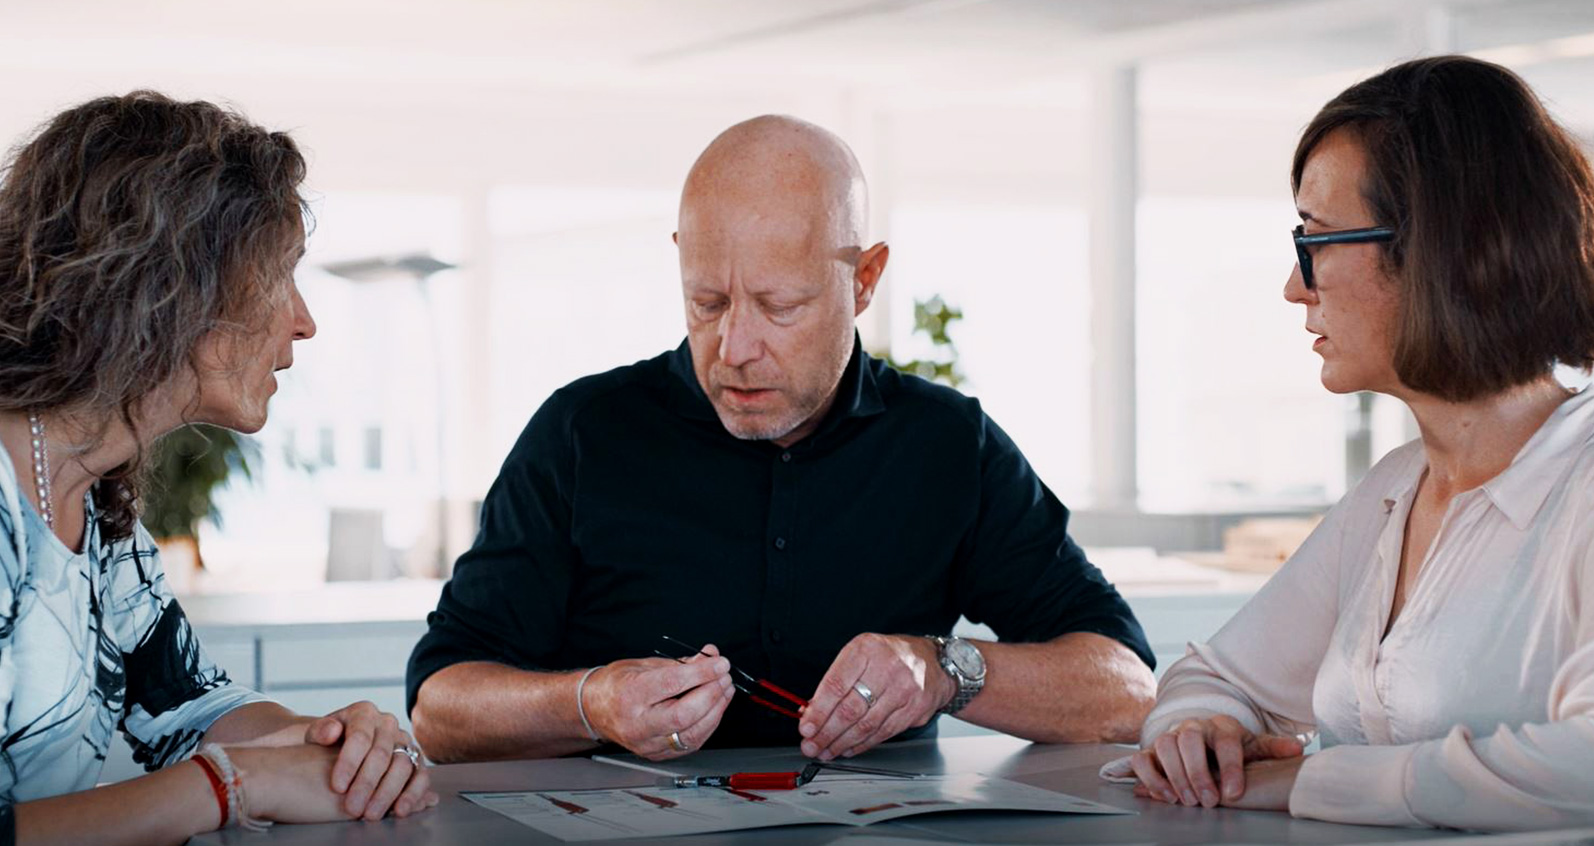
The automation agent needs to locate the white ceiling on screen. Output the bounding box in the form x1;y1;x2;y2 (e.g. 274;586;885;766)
5;0;1594;103
3;0;1594;200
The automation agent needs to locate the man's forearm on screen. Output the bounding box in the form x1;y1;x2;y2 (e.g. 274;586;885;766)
411;662;597;763
954;632;1155;744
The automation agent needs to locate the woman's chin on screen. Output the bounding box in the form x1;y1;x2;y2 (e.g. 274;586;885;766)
1319;371;1366;395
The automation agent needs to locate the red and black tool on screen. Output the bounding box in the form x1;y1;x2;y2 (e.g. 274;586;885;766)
659;763;823;790
656;635;810;720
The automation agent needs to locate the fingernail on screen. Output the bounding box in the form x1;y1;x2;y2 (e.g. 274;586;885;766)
801;742;816;756
1223;780;1239;800
819;750;834;762
1182;791;1197;806
715;658;730;673
396;800;410;816
799;723;815;738
1201;790;1217;807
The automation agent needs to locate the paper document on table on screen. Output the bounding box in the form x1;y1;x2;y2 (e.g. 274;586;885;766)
462;783;830;840
462;772;1131;841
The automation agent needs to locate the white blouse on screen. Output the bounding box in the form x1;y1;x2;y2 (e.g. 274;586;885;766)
1141;388;1594;831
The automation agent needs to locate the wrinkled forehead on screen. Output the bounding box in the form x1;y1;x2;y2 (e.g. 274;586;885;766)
679;197;844;275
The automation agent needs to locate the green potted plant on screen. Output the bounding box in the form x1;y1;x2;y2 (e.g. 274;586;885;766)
884;295;965;388
141;424;258;586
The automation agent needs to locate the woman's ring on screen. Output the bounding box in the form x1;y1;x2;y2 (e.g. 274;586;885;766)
394;745;421;766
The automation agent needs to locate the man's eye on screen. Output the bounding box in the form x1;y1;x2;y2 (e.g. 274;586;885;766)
767;305;798;318
694;301;726;315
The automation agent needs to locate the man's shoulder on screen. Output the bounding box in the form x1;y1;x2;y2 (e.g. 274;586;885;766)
519;349;677;443
870;356;986;430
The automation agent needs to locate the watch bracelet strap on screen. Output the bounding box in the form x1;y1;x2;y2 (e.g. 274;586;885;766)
940;677;980;715
931;635;983;716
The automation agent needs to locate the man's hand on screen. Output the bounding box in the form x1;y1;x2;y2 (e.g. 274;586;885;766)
303;700;436;820
799;633;954;760
585;645;734;760
1128;715;1304;807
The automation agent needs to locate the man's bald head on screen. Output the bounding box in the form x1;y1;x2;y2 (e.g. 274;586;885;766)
675;115;889;449
679;115;868;258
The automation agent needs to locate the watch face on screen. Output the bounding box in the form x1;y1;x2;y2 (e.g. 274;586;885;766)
946;638;985;677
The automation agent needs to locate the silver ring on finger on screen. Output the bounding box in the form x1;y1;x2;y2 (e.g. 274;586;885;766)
394;744;421;767
852;681;875;709
668;731;689;752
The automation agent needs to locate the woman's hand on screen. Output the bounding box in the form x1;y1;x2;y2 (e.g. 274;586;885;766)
1128;715;1304;807
232;743;440;824
1133;755;1304;812
302;701;436;819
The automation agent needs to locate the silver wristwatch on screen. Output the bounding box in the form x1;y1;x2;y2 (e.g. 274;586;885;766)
927;635;986;715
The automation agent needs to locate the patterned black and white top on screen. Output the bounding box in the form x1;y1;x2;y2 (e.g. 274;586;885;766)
0;446;269;811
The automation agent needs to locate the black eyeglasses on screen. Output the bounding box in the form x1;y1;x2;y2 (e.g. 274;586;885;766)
1292;224;1395;290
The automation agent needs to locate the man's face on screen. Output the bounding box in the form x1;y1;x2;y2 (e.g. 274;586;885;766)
678;210;857;447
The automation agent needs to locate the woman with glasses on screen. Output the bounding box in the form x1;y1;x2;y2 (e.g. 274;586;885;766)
0;92;436;845
1120;55;1594;830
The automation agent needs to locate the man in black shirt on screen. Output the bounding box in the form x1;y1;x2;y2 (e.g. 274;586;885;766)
408;115;1155;764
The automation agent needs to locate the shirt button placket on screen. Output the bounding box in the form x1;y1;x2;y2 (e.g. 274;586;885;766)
762;450;798;667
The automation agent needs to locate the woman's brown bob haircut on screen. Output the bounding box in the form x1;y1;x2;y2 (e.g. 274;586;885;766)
0;91;308;540
1293;55;1594;403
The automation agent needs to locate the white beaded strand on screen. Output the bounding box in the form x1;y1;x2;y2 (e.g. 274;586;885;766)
26;412;53;531
199;744;273;833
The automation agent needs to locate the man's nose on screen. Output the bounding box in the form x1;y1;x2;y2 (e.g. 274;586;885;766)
717;303;763;368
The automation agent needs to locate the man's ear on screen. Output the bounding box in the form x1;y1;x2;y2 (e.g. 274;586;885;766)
672;232;679;246
853;242;889;315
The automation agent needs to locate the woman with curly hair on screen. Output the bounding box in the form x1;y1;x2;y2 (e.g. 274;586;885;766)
0;91;434;844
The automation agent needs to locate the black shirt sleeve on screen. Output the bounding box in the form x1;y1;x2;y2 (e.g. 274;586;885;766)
405;399;580;715
0;803;13;846
952;410;1155;670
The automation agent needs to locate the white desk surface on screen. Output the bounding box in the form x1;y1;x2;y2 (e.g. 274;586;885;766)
180;580;444;630
190;734;1479;846
176;548;1266;632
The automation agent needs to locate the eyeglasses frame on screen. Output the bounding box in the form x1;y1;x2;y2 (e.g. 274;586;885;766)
1292;224;1395;290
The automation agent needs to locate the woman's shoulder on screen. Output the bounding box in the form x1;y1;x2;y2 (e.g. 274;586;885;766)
1345;438;1426;507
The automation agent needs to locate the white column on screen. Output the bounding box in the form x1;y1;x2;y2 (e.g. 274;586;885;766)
440;186;496;574
1088;65;1139;511
1420;3;1456;54
839;92;894;354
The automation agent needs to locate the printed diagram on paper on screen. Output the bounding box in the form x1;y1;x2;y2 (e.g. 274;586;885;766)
462;772;1131;841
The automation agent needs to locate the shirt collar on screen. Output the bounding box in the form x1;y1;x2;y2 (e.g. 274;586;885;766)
1479;387;1594;530
666;334;887;434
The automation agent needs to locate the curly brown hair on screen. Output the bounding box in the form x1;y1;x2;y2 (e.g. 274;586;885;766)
0;90;309;540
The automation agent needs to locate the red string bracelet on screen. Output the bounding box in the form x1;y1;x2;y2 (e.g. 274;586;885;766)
191;754;230;828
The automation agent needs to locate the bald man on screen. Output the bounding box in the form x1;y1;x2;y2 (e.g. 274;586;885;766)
407;116;1156;764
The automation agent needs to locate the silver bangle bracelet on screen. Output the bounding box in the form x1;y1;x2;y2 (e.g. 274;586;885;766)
576;665;606;742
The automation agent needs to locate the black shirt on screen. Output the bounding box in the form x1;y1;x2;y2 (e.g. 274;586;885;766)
407;337;1153;749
